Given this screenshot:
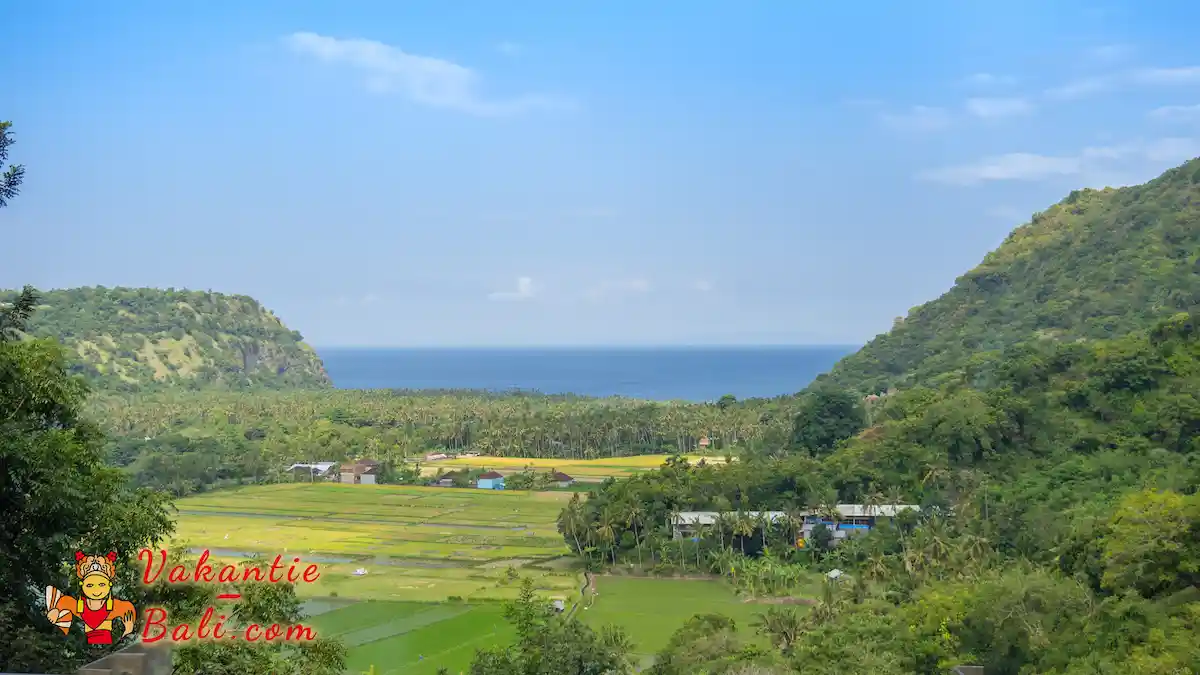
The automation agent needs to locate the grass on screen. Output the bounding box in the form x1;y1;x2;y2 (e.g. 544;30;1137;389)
170;483;580;602
582;576;776;656
307;600;514;675
172;481;802;673
418;454;731;480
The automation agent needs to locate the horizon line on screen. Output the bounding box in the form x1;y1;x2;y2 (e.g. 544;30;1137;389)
311;343;862;350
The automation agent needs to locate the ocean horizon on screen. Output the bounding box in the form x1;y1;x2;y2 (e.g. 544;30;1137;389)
317;345;858;402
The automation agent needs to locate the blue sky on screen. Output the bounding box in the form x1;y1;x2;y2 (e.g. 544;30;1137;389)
3;1;1199;347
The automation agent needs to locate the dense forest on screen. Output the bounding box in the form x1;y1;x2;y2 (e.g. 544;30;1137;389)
818;157;1200;395
562;308;1200;673
90;389;788;494
0;286;331;391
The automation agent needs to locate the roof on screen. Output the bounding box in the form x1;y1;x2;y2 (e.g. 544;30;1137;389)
673;511;789;526
288;462;338;473
550;472;573;481
478;471;504;480
671;505;920;525
353;458;381;466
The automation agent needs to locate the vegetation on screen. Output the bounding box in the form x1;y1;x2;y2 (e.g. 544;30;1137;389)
90;390;773;496
0;286;331;391
0;284;345;673
0;120;24;207
817;157;1200;394
170;483;581;602
563;307;1200;672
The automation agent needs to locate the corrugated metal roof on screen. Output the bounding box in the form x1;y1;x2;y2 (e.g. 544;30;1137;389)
671;505;920;525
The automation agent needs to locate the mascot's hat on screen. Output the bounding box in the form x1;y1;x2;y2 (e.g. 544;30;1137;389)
76;551;118;580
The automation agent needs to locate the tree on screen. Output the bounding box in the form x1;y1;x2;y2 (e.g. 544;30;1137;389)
1100;489;1200;598
0;121;24;208
0;289;175;672
791;387;866;454
469;578;633;675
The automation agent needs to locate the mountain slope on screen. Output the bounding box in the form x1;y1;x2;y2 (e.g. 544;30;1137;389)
816;157;1200;394
0;286;330;390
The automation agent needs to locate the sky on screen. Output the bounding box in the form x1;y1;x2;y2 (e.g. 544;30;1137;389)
3;1;1200;347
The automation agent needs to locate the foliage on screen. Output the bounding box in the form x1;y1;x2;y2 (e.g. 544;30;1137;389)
167;554;346;675
0;120;24;208
564;307;1200;673
816;157;1200;394
468;578;634;674
0;286;331;391
0;288;175;672
790;386;866;454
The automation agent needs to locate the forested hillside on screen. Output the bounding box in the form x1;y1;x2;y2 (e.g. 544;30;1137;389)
816;157;1200;394
0;286;330;390
567;309;1200;673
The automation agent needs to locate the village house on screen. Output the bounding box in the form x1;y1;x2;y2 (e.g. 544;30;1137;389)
476;471;505;490
550;471;575;488
434;470;466;488
340;459;380;485
670;505;920;544
287;462;339;481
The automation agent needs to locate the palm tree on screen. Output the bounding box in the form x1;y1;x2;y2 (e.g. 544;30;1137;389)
622;500;645;569
733;512;754;556
752;606;803;654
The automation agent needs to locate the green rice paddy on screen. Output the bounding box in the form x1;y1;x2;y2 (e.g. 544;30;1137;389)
172;483;798;673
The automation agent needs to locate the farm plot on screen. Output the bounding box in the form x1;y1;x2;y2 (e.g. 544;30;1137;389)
418;454;730;480
170;483;580;602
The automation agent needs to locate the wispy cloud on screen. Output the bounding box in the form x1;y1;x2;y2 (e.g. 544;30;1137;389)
965;97;1035;119
963;73;1016;87
1130;66;1200;85
497;41;522;56
361;293;380;305
878;106;952;133
1045;65;1200;100
488;277;536;301
918;137;1200;186
585;279;651;301
692;280;714;292
1149;104;1200;122
1045;75;1115;100
284;32;574;116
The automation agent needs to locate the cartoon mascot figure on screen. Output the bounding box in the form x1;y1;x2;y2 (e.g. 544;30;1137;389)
45;552;137;645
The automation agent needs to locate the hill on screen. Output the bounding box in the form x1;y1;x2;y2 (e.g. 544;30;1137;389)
0;286;331;390
815;156;1200;394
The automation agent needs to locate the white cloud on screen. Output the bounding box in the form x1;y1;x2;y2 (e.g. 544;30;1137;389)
1130;66;1200;85
963;73;1016;86
360;293;380;305
918;137;1200;186
585;279;651;301
919;153;1081;185
693;280;714;292
488;277;536;301
284;32;573;116
1045;65;1200;100
497;41;522;56
1045;76;1115;100
878;106;952;132
1149;104;1200;122
965;97;1035;119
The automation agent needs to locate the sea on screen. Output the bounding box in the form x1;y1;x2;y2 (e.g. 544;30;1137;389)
318;346;857;402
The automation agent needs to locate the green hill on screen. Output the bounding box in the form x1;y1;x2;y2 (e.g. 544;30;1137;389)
0;286;330;390
817;156;1200;394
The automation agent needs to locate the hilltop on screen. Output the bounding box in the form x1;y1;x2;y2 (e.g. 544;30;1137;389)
816;156;1200;393
0;286;331;390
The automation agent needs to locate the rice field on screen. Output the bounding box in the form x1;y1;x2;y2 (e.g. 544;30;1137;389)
417;453;731;480
170;483;581;602
172;481;794;673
